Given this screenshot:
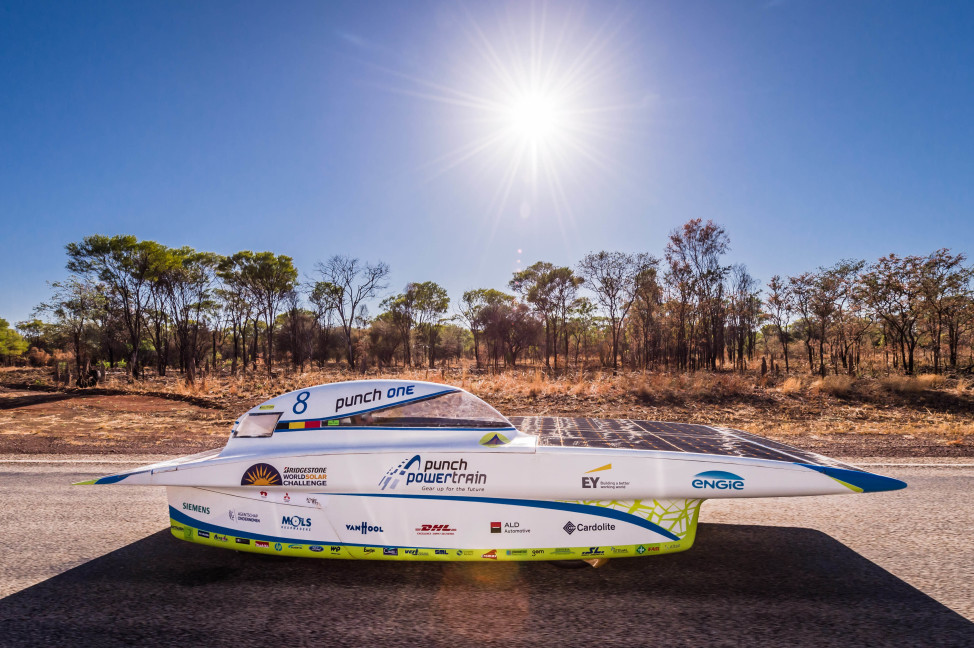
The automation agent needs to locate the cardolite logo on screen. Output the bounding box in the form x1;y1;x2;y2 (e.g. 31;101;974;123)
691;471;745;491
241;463;282;486
482;550;497;560
379;455;486;491
490;521;501;534
182;502;210;515
281;515;312;531
563;521;615;535
416;524;456;535
282;466;327;486
346;521;384;534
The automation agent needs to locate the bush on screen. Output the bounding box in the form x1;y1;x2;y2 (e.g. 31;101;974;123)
811;374;855;397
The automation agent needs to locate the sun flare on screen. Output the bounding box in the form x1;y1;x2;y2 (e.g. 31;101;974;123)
507;91;564;143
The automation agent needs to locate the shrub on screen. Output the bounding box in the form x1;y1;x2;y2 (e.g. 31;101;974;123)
811;374;855;397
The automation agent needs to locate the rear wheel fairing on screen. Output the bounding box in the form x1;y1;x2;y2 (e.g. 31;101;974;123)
166;486;702;561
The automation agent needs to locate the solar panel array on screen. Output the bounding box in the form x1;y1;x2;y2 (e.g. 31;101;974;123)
509;416;860;471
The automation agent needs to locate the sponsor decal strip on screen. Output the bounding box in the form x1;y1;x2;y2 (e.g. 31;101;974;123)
170;515;688;562
328;494;681;541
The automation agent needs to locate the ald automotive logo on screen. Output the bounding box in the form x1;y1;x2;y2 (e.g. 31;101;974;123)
691;471;745;490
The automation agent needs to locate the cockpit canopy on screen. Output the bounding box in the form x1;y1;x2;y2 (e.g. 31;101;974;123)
232;383;513;438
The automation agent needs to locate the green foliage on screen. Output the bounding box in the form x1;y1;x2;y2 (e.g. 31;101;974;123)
0;318;29;359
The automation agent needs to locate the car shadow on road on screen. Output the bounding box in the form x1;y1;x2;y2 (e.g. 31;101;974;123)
0;523;969;647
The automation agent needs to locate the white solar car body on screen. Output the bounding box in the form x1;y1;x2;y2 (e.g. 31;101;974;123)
83;380;906;562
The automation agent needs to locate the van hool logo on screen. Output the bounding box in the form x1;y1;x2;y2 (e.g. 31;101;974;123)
346;521;384;534
281;515;312;531
691;471;745;490
241;463;282;486
378;455;486;491
182;502;210;515
563;521;616;535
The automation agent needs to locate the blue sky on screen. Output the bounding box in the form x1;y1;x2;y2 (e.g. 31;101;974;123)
2;0;972;325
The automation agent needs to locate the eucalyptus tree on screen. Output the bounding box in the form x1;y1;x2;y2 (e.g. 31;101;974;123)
765;275;793;373
314;255;390;369
164;248;221;384
66;235;169;378
411;281;449;368
236;251;298;375
862;254;924;375
381;285;417;367
216;253;256;376
458;288;511;370
578;250;656;371
35;277;106;385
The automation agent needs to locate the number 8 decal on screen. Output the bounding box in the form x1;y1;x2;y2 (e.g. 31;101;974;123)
293;391;310;415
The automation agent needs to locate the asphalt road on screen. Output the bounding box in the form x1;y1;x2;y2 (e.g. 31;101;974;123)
0;456;971;647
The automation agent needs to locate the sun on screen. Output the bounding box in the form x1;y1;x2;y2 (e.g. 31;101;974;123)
506;91;564;143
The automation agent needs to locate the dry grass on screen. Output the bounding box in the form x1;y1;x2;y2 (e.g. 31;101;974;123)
811;374;856;397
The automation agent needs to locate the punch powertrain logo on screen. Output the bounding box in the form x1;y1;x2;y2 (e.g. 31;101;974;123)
563;521;615;535
346;521;385;534
182;502;210;515
379;455;487;491
241;463;282;486
281;515;312;531
691;471;745;491
479;432;510;447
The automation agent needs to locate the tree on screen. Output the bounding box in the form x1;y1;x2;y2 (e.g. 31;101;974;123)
234;252;298;375
216;254;256;376
164;248;220;384
458;288;511;370
66;235;168;378
411;281;450;368
314;256;390;369
0;318;29;365
765;275;793;373
664;219;730;371
380;286;417;367
578;251;655;371
863;254;923;375
35;277;105;384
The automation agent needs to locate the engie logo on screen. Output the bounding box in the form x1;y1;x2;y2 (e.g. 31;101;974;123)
182;502;210;515
691;471;745;490
282;515;313;531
